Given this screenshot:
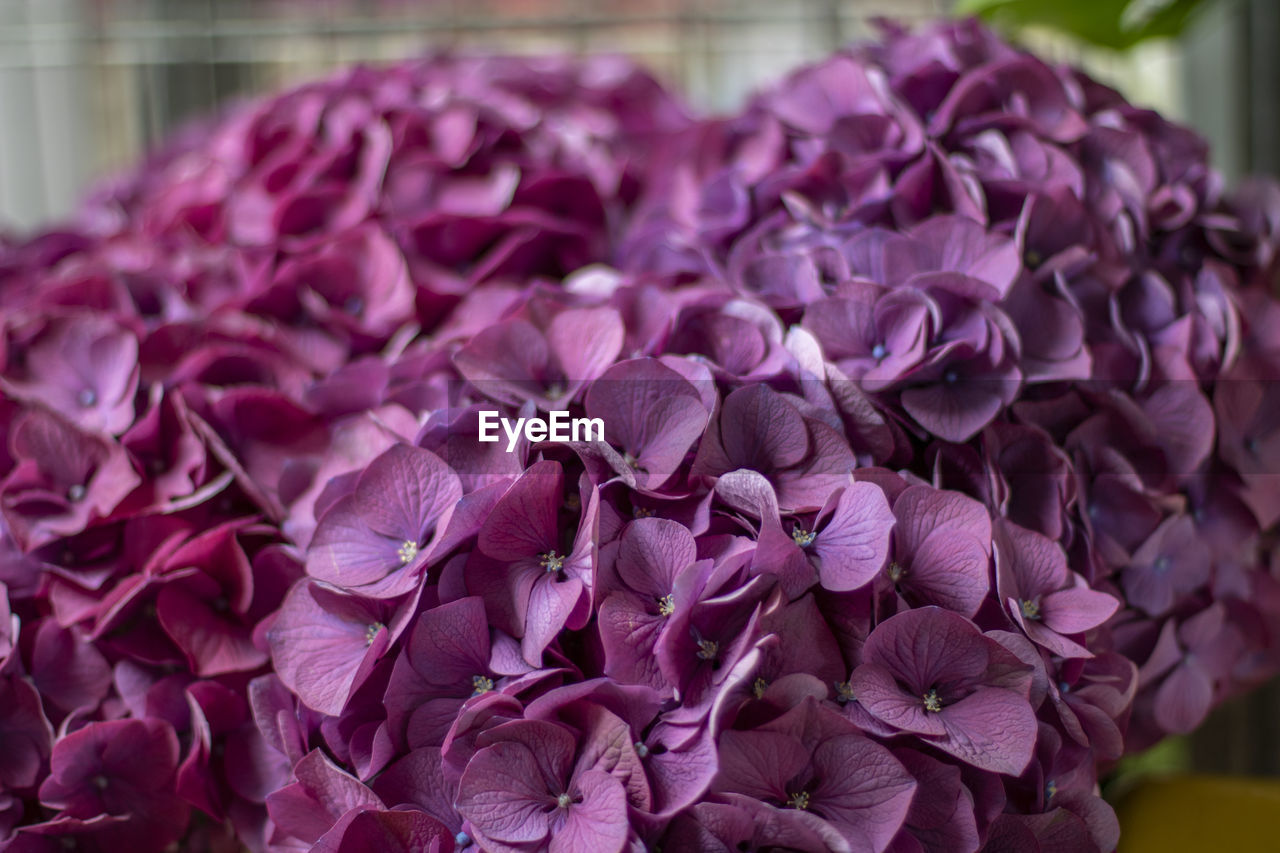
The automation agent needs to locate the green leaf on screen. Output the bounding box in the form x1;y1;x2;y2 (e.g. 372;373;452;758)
955;0;1213;50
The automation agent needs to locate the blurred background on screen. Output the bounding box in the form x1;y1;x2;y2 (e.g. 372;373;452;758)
2;0;1277;230
0;0;1276;782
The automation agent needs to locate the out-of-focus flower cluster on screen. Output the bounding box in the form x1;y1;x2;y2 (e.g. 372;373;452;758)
0;20;1278;853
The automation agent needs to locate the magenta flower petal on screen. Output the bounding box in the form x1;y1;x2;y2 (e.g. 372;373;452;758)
37;718;188;849
808;482;896;592
0;674;54;789
308;444;461;597
265;749;383;845
267;581;395;715
550;768;629;853
311;807;455;853
852;608;1036;775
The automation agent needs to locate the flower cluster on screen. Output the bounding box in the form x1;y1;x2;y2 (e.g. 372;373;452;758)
0;19;1278;853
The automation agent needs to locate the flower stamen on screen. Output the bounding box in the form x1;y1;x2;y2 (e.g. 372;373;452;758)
397;540;419;564
1019;598;1041;620
471;675;494;696
787;790;811;810
792;527;816;547
752;677;768;699
540;551;565;574
834;681;856;704
696;639;719;661
365;622;384;646
922;688;943;713
657;593;675;616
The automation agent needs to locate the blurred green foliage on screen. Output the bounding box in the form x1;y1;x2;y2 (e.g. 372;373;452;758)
955;0;1212;49
1101;735;1192;802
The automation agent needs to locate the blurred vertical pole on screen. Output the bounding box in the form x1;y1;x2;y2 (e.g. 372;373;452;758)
36;0;92;220
0;0;92;229
1181;0;1247;183
0;0;43;228
819;0;842;52
1182;0;1280;778
1244;0;1280;176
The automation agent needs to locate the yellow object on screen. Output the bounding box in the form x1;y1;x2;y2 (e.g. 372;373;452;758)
1116;775;1280;852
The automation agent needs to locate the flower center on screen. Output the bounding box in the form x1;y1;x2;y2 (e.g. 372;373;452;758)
791;527;816;547
834;681;856;704
454;832;472;849
922;688;943;713
657;593;675;617
696;639;719;661
471;675;494;696
634;741;649;758
365;622;384;646
556;792;572;809
943;369;959;385
397;540;419;564
887;561;905;583
67;484;87;503
77;388;97;408
540;551;566;573
92;775;109;790
1046;779;1058;800
344;296;364;316
871;343;887;361
1019;598;1041;620
634;506;655;518
1153;556;1171;573
787;790;811;810
752;677;768;699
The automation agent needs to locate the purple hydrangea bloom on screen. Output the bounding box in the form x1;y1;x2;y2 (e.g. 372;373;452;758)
466;460;598;665
37;718;189;850
267;580;404;715
0;18;1277;852
307;443;461;598
456;719;630;853
750;477;897;596
384;596;505;749
597;516;707;690
0;674;54;790
583;357;713;490
1;408;140;551
713;697;917;851
884;485;992;617
1;315;140;436
994;519;1119;659
848;607;1037;775
693;384;854;512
